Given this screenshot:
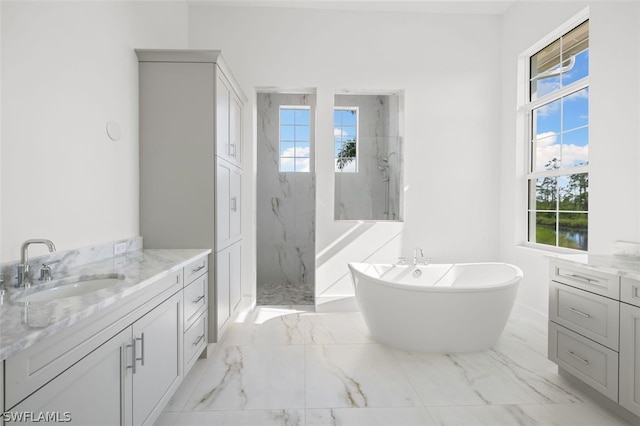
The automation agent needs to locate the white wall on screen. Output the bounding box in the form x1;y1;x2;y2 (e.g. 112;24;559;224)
188;6;503;303
0;1;189;262
499;1;640;322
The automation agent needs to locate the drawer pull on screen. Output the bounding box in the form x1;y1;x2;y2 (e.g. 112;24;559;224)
126;342;136;374
191;264;205;274
564;306;591;318
193;295;205;304
567;350;590;365
634;287;640;299
567;273;597;284
135;333;145;367
193;334;205;347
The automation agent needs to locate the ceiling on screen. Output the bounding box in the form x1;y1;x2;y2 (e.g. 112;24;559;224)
185;0;521;15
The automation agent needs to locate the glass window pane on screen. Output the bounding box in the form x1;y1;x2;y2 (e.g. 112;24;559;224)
561;127;588;168
295;143;310;158
559;212;588;250
295;158;310;172
295;125;310;142
280;125;294;141
280;158;294;172
280;109;295;125
562;88;588;131
530;39;560;101
558;173;588;211
533;211;557;247
562;48;589;87
534;133;561;172
561;21;589;86
534;176;557;210
295;109;310;125
341;110;357;126
280;142;294;157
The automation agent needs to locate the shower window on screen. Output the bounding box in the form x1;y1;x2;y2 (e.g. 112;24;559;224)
334;107;358;173
279;106;310;172
524;17;589;251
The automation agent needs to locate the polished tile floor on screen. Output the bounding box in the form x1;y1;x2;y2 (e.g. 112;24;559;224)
156;306;633;426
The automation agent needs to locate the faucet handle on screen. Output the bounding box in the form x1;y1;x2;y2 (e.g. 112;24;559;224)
397;257;406;265
39;260;60;282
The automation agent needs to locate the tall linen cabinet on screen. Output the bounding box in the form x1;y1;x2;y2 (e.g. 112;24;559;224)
136;50;246;343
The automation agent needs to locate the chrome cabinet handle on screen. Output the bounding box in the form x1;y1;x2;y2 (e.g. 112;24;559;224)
564;306;591;318
193;334;205;347
228;143;237;157
191;264;205;274
135;333;145;367
567;273;597;283
567;350;589;365
231;196;237;212
193;295;205;304
126;342;136;374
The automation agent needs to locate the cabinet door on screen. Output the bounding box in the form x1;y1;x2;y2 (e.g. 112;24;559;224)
216;158;242;250
620;302;640;416
216;247;231;333
230;164;242;242
230;241;242;313
216;73;231;162
230;92;242;166
10;328;132;426
132;292;183;426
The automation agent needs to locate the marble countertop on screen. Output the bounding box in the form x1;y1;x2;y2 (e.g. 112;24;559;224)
0;248;211;361
546;252;640;280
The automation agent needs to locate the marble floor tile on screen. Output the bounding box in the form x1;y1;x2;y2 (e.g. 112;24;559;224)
303;312;375;345
159;308;635;426
167;409;305;426
393;350;541;406
184;345;305;411
305;344;422;408
306;407;435;426
223;307;307;346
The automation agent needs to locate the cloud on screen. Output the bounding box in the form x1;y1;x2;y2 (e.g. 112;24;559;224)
280;146;310;172
534;131;588;170
334;127;348;137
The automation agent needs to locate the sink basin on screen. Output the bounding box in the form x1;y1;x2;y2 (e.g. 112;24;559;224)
15;274;126;303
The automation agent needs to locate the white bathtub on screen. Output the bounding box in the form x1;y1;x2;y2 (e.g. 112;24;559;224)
348;262;522;353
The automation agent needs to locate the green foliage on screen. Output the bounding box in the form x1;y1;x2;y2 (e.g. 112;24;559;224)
336;139;356;170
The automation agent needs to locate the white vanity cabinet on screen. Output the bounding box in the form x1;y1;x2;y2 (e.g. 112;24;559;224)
620;277;640;417
6;278;183;426
548;259;640;421
137;49;247;343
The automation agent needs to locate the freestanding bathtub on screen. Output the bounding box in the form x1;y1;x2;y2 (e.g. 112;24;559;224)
348;262;522;353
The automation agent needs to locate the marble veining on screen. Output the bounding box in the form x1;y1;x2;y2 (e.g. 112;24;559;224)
257;93;315;305
157;306;633;426
547;241;640;280
0;242;210;360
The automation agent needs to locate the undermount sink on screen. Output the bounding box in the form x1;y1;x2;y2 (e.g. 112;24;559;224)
14;274;126;303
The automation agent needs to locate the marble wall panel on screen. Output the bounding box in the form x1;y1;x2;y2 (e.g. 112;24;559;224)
256;93;316;291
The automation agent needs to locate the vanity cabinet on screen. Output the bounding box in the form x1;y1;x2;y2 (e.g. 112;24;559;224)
7;289;182;426
3;254;210;426
548;260;640;420
620;277;640;417
137;49;247;343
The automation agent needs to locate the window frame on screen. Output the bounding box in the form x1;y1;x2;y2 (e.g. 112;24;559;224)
278;105;311;173
334;106;359;173
519;10;590;253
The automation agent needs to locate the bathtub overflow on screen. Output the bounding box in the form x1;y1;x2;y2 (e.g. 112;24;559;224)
413;268;422;278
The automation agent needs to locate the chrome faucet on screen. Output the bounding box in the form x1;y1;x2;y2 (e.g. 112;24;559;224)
413;247;424;265
17;239;56;288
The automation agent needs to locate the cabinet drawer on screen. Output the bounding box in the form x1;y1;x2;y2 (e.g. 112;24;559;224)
184;312;207;374
621;276;640;309
184;273;208;330
549;281;619;350
184;256;208;284
548;322;618;401
550;260;620;299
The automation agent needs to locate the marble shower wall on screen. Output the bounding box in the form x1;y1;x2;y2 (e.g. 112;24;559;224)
256;93;316;296
334;94;401;221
